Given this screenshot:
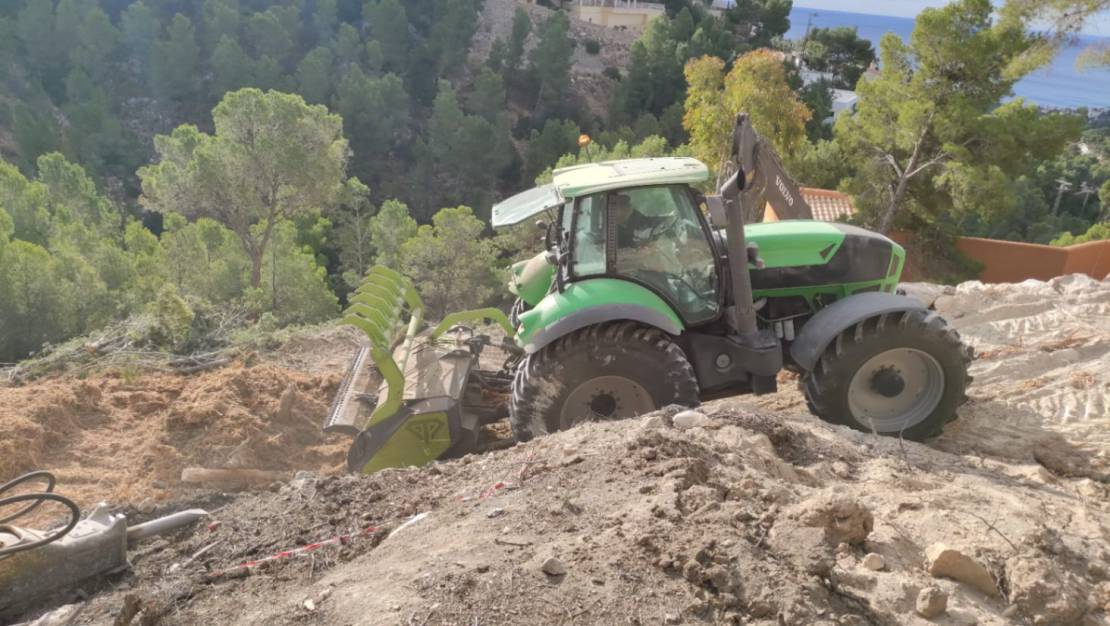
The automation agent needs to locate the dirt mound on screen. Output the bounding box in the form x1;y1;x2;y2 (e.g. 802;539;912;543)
59;402;1110;625
7;276;1110;625
0;362;351;513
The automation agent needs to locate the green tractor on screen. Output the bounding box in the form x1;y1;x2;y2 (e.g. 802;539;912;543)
326;115;972;474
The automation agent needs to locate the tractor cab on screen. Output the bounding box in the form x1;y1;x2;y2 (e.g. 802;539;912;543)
495;158;724;328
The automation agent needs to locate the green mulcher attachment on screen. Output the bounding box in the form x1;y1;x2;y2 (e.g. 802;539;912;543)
324;266;523;474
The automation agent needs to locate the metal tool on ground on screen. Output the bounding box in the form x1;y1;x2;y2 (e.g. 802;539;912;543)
327;114;972;474
0;471;209;621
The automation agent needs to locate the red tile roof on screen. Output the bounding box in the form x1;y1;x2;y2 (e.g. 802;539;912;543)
765;187;855;222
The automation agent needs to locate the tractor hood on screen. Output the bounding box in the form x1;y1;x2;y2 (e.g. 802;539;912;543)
491;157;709;228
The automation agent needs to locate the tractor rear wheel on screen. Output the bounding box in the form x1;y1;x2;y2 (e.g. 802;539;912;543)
510;321;699;442
803;310;972;441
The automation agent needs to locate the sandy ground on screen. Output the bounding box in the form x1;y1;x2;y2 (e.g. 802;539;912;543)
3;276;1110;626
0;327;362;518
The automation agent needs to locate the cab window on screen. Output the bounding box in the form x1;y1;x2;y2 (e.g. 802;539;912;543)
570;193;607;277
611;186;719;323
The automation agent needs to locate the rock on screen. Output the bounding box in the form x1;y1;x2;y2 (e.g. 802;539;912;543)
786;495;873;545
673;410;710;430
861;553;885;571
541;557;567;577
836;542;852;555
664;613;681;624
767;525;834;576
924;544;997;597
136;498;157;514
476;563;490;573
915;587;948;618
1006;555;1089;625
487;507;505;518
642;414;667;430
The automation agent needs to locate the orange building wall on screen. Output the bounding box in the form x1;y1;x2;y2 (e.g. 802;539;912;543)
894;233;1110;283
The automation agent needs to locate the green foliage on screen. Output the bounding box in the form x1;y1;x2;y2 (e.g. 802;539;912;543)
525;119;580;183
610;10;737;131
72;7;119;81
584;39;601;55
331;177;376;289
528;12;573;117
726;0;793;48
150;14;200;102
468;68;507;123
400;206;501;319
799;80;834;141
368;198;418;270
801;27;875;89
423;81;514;217
835;0;1082;234
0;154;155;362
201;0;241;50
366;0;410;73
120;1;158;66
429;0;481;76
1052;222;1110;246
247;220;339;325
161;213;248;304
146;285;196;349
210;36;253;100
787;139;852;190
506;7;532;72
683;51;810;174
140;89;348;289
0;239;75;362
1000;0;1110;73
334;68;410;179
297;47;335;104
535;135;677;184
245;7;296;63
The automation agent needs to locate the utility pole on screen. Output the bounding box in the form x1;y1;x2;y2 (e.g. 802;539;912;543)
1052;178;1072;215
1076;181;1097;211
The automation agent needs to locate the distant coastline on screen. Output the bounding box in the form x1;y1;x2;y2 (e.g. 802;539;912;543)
786;7;1110;111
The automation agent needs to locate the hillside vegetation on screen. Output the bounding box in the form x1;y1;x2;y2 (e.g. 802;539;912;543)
0;0;1107;363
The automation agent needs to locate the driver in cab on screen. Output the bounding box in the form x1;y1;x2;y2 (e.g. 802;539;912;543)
611;191;673;273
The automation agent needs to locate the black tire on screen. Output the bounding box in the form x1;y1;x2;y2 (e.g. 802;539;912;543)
510;321;700;442
802;309;972;441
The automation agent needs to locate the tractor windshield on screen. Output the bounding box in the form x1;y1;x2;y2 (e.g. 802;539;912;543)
568;185;719;324
612;186;720;323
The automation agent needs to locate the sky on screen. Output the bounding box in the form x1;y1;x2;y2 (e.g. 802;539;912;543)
792;1;1110;37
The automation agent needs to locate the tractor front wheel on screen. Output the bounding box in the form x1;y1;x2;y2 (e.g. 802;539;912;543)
510;322;699;442
803;310;972;441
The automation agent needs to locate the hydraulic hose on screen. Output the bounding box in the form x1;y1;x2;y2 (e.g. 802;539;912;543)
0;471;81;558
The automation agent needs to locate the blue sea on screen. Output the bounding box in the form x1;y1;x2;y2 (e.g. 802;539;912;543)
786;7;1110;110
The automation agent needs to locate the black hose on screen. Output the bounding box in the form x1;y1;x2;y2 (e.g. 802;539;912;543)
0;471;81;558
0;470;57;524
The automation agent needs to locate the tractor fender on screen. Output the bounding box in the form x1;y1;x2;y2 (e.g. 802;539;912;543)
790;292;926;371
516;278;683;354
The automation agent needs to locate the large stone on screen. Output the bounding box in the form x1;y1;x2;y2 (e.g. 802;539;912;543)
672;410;710;430
1005;555;1089;625
924;544;997;597
541;557;567;577
861;552;885;571
915;586;948;619
787;495;874;545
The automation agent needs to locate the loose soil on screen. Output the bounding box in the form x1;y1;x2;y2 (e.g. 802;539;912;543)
3;277;1109;626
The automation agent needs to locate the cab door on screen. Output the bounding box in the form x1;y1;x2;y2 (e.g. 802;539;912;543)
566;185;722;325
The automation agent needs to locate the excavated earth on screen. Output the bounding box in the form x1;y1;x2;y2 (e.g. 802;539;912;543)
2;275;1109;626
